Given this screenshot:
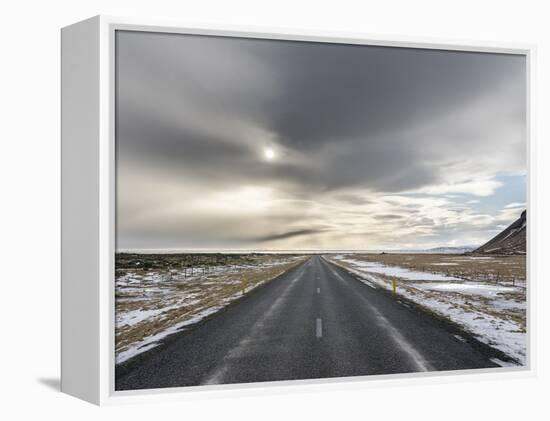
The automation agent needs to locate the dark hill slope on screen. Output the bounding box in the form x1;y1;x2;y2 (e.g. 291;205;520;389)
474;210;526;255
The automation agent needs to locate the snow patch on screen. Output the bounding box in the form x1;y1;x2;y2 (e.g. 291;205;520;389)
116;305;222;364
339;259;462;281
329;255;526;364
416;282;518;297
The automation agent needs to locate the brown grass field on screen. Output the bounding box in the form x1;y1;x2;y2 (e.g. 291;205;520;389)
115;253;308;360
347;253;526;285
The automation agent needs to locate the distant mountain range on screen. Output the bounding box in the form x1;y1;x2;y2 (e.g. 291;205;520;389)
474;210;526;255
390;245;477;254
425;246;477;254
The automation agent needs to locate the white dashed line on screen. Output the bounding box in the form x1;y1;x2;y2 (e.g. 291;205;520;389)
316;318;323;338
317;288;321;294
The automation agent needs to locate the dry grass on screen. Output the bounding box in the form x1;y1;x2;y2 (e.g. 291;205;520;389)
331;253;527;337
351;253;526;286
115;254;308;357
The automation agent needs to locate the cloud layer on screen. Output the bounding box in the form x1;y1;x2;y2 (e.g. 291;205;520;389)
115;31;526;251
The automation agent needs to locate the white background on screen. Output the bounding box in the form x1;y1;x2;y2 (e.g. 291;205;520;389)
1;0;548;419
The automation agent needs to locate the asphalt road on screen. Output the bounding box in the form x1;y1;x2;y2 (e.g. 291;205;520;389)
116;256;500;390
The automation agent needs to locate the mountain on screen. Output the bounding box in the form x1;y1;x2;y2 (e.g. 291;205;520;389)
474;210;526;255
425;246;477;254
391;245;476;254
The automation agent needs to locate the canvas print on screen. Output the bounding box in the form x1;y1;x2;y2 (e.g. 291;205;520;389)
114;30;527;391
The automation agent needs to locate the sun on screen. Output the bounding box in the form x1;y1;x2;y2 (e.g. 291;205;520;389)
264;148;276;161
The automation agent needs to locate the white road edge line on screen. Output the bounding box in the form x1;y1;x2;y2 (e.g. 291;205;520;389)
370;306;432;372
325;259;431;372
329;267;345;282
316;318;323;338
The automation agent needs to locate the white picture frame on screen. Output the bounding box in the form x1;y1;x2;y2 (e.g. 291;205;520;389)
61;15;535;405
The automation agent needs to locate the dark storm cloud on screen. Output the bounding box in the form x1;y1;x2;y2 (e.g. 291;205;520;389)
116;31;525;193
246;228;328;243
373;214;404;220
115;30;526;250
258;43;522;146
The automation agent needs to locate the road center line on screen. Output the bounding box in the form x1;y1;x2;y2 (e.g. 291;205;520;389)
316;318;323;338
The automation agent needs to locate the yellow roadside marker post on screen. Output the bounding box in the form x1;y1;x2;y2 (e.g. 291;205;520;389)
392;279;397;295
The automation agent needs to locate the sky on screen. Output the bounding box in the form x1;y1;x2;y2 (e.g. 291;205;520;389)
115;30;526;251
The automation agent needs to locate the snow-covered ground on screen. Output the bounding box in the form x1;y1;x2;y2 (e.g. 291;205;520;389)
328;255;527;365
115;255;306;364
416;282;517;297
337;260;462;281
116;305;226;364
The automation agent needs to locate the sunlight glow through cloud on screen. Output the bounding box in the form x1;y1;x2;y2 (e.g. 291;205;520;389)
115;31;526;251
